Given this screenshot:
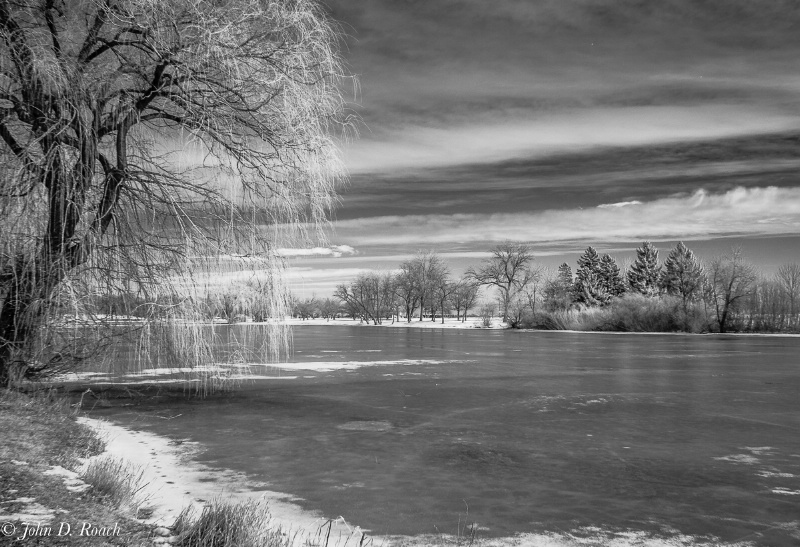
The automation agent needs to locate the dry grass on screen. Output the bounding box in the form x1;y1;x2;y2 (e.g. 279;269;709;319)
0;388;153;545
173;499;290;547
0;388;104;468
173;499;379;547
81;455;149;512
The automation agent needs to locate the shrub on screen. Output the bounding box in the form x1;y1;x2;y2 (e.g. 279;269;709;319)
601;294;681;332
603;294;710;333
477;303;495;328
516;295;711;333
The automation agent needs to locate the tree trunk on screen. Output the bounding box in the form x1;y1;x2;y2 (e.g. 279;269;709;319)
0;282;36;386
719;306;729;333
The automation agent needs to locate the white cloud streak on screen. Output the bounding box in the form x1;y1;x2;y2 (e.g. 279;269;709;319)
597;200;643;209
333;186;800;246
277;245;356;258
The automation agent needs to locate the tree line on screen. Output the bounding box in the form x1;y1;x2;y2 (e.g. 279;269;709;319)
293;241;800;334
293;242;534;325
329;251;482;324
535;242;799;333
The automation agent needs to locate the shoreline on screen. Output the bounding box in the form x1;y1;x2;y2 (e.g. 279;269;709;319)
285;317;800;337
284;316;507;329
80;417;359;542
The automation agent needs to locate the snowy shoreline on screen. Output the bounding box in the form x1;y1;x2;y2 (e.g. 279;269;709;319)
284;316;506;329
79;417;359;541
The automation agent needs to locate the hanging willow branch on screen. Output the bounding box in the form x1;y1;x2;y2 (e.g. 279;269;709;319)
0;0;356;388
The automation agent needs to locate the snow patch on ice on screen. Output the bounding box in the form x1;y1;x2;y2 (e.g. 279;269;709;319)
757;471;795;478
269;359;472;372
744;446;774;455
772;488;800;495
714;454;759;464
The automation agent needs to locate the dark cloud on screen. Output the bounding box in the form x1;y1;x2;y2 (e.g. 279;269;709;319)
328;0;800;132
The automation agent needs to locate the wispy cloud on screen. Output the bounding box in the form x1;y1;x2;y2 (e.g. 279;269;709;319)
598;201;643;209
345;106;800;174
332;186;800;246
277;245;357;258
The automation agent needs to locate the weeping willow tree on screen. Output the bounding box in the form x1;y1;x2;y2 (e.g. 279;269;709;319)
0;0;354;388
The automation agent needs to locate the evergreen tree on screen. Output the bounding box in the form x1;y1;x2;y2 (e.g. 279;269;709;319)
575;247;610;306
661;242;705;325
544;263;575;310
599;254;626;297
627;241;662;296
557;263;574;300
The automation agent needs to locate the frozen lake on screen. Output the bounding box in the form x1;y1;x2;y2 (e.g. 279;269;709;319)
91;326;800;545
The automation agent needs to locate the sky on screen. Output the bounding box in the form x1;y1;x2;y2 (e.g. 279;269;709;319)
283;0;800;297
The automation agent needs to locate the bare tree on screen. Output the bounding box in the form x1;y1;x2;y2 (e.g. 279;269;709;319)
334;272;394;325
406;251;448;321
467;242;535;322
744;277;784;332
431;274;454;324
520;267;543;316
293;296;319;321
706;248;758;333
506;268;543;328
449;278;480;322
394;262;420;322
319;298;342;321
777;263;800;330
0;0;353;385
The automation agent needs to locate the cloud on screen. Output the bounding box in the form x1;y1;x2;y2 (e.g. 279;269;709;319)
333;0;800;177
598;201;643;209
332;186;800;246
344;106;800;174
276;245;357;258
